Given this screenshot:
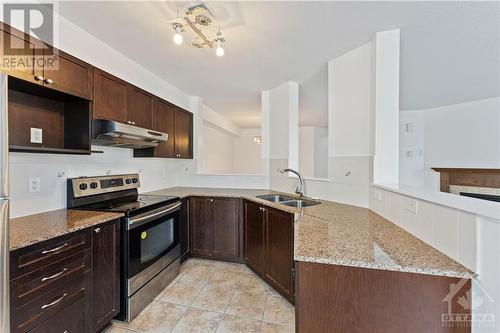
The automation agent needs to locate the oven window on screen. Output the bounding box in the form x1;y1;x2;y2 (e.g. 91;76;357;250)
128;210;179;278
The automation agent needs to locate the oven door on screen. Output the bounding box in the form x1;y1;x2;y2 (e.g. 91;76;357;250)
127;201;181;281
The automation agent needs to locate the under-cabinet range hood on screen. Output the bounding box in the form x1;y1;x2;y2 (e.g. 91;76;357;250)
92;119;167;149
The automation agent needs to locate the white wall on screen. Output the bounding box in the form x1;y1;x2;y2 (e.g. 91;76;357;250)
233;128;262;175
299;127;328;179
197;124;235;174
400;97;500;189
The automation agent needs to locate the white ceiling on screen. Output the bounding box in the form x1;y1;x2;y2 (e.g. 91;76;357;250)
57;1;500;128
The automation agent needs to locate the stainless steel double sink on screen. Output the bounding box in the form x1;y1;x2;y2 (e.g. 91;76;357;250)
255;194;321;208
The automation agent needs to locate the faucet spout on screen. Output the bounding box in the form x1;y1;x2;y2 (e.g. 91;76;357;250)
278;168;305;197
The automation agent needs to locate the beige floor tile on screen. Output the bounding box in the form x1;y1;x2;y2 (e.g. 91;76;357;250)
261;322;295;333
225;292;268;320
237;273;274;295
104;325;137;333
179;265;214;285
215;315;261;333
207;269;243;288
263;296;295;326
130;301;187;333
172;308;223;333
158;281;204;306
191;285;235;313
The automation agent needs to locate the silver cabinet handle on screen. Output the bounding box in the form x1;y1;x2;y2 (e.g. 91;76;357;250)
126;121;132;124
41;268;67;282
34;75;44;81
44;78;53;84
42;243;68;254
210;198;214;202
94;227;101;233
41;293;67;310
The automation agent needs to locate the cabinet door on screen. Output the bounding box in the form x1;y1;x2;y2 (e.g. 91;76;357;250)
244;201;265;275
174;108;193;159
126;85;152;128
180;198;190;261
152;98;175;157
0;23;44;84
213;198;239;261
92;220;120;332
42;48;94;100
93;69;127;122
190;197;214;257
264;208;294;301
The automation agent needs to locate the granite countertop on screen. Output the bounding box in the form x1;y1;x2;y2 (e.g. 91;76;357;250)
147;187;474;279
10;209;124;251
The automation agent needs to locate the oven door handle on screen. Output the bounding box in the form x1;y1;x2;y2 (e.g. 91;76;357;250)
127;201;181;229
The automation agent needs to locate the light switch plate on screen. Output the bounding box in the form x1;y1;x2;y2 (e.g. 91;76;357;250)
29;177;41;192
30;128;43;144
373;190;382;201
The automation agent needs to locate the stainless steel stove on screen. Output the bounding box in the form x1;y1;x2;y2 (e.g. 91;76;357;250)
67;174;181;322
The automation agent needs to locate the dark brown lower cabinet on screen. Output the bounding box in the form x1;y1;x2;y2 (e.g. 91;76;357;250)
296;262;471;333
244;200;294;302
180;198;190;261
9;219;120;333
91;220;121;332
190;197;241;262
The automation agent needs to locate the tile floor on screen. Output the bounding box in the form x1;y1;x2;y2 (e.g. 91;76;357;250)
106;258;295;333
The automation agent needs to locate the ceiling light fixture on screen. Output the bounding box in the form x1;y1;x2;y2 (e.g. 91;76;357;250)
171;5;227;57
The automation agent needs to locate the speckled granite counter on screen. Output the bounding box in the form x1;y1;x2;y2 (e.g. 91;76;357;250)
10;209;123;251
147;187;474;279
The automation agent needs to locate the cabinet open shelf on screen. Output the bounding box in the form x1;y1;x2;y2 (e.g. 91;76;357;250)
8;77;91;155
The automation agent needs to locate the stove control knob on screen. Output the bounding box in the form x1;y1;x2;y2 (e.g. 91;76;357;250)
126;179;132;184
132;178;138;183
90;182;98;189
79;183;88;190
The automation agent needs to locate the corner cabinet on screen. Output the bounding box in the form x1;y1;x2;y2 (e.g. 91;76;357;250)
9;219;121;333
244;200;295;302
190;197;241;262
134;98;193;159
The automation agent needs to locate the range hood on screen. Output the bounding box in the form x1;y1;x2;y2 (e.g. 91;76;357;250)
92;119;167;149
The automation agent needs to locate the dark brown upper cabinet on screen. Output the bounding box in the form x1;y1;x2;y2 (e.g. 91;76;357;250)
93;68;127;123
0;22;44;84
190;197;241;262
174;108;193;159
126;85;153;129
42;47;94;100
134;98;193;159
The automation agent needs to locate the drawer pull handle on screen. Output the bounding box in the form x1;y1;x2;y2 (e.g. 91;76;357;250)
34;75;44;81
44;78;54;84
42;243;68;254
41;292;67;310
94;227;101;233
41;268;67;282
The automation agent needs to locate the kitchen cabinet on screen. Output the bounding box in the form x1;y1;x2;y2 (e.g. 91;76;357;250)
91;220;120;332
244;200;294;302
180;197;190;261
42;48;94;100
244;201;265;275
93;68;128;123
0;23;44;84
10;219;120;333
126;85;153;128
174;108;193;159
134;100;193;159
190;197;241;262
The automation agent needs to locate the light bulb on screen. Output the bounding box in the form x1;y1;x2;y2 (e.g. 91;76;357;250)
215;40;224;57
173;26;183;45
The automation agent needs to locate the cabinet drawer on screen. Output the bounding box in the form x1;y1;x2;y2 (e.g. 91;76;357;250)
12;271;89;333
28;296;88;333
11;250;90;308
11;229;91;279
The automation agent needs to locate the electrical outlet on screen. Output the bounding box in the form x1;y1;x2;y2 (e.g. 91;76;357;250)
405;199;418;214
373;190;382;201
29;177;41;192
30;128;43;144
